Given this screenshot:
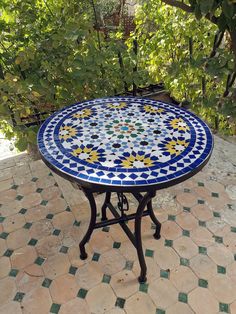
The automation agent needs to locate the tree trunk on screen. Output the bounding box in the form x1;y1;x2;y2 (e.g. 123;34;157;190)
229;29;236;72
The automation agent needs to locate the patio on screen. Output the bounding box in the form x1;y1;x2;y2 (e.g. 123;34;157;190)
0;134;235;314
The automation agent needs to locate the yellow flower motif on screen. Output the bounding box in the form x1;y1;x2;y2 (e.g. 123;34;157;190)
170;118;189;131
73;108;92;119
144;105;164;114
122;154;154;168
107;102;127;109
59;126;77;140
72;146;99;163
165;139;189;156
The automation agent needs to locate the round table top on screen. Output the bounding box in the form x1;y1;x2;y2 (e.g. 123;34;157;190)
37;97;213;191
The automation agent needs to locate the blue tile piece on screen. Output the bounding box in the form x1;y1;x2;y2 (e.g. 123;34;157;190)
37;97;213;188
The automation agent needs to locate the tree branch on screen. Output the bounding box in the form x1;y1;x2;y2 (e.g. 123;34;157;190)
161;0;193;13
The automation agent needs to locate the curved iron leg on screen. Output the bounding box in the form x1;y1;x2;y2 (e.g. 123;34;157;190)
101;192;111;221
135;191;155;283
147;200;161;239
79;189;97;260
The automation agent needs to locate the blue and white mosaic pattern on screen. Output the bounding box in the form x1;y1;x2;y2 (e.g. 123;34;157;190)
37;97;213;187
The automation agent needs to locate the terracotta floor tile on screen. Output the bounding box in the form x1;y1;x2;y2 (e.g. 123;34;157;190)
173;237;198;259
133;255;161;282
149;277;178;309
13;173;32;185
2;213;25;233
119;240;138;261
36;176;55;189
24;263;44;277
161;221;182;240
29;219;53;239
193;186;211;199
0;256;11;279
124;291;156;314
0;301;22;314
75;261;104;290
166;302;194;314
230;300;236;314
227;262;236;284
105;308;125;314
176;192;198;208
170;265;198;293
11;246;37;270
24;205;48;223
208;275;236;303
206;218;229;236
0;277;17;305
207;244;234;266
68;245;91;268
110;270;138;298
17;182;37;196
0;200;22;217
190;254;216;279
0;238;7;256
46;197;68;215
0;189;17;204
42;253;70;279
86;230;113;254
36;235;62;258
223;231;236;250
205;180;225;193
188;287;218;314
59;297;90;314
191;204;213;221
0;179;13;193
20;193;42;210
52;211;74;230
86;283;116;314
15;269;43;293
41;186;61;201
7;228;30;250
98;249;126;275
176;212;198;231
49;273;79;304
191;227;215;247
21;286;52;314
154;246;179;270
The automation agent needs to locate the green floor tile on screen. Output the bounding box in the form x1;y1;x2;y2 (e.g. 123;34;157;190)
53;229;61;236
19;208;27;214
211;192;219;198
160;269;169;279
145;249;154;257
198;199;205;204
69;266;78;275
16;195;24;201
0;216;5;223
42;278;52;288
28;238;38;246
92;252;100;261
168;215;175;221
0;232;9;239
115;297;126;308
234;254;236;261
198;246;207;255
34;256;45;266
178;292;188;303
214;236;223;244
9;269;19;277
213;211;221;218
59;246;68;254
182;230;190;237
36;188;43;193
183;207;191;212
199;220;206;227
11;184;18;190
31;177;38;182
102;274;111;284
4;249;13;257
125;260;134;270
46;214;53;219
23;222;32;229
198;182;204;187
40;200;48;206
219;302;229;313
217;265;226;274
231;226;236;233
102;226;110;232
139;282;148;293
66;206;71;212
50;303;61;314
73;220;81;227
14;292;25;302
180;258;189;267
165;239;173;247
184;188;191;193
156;309;165;314
77;288;88;299
113;242;121;249
198;278;208;288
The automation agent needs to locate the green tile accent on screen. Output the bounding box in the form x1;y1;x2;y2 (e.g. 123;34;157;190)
168;215;176;221
113;242;121;249
219;302;229;313
234;254;236;261
23;222;32;229
19;208;27;214
11;184;18;190
31;177;38;182
42;278;52;288
102;226;110;232
165;239;173;247
214;235;223;244
139;282;148;293
198;278;208;288
0;232;9;239
77;288;88;299
0;216;5;223
182;230;190;237
211;192;219;198
59;246;68;254
73;220;81;227
227;204;233;209
160;269;169;279
183;207;191;212
180;258;189;267
198;182;204;187
102;274;111;284
213;211;221;218
231;226;236;233
217;265;226;274
9;269;19;277
48;172;53;176
40;200;48;206
34;256;45;266
115;297;126;308
145;249;154;257
4;249;13;257
125;260;134;270
50;303;61;314
36;188;43;193
178;292;188;303
28;238;38;246
92;252;100;261
15;195;24;201
184;188;191;193
54;182;59;187
46;214;53;219
14;292;25;302
66;206;71;212
69;266;78;275
198;246;207;255
60;194;64;199
198;199;205;204
53;229;61;236
96;212;100;217
156;309;165;314
199;220;206;227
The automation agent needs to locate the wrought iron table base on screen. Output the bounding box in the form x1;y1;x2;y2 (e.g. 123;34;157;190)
79;189;161;283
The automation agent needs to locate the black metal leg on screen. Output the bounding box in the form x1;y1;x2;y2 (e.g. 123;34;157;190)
135;191;155;283
79;189;97;260
101;192;111;221
147;200;161;239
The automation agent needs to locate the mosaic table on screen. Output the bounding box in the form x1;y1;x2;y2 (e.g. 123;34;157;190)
37;96;213;282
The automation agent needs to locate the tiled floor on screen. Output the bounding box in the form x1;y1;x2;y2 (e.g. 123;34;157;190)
0;136;236;314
